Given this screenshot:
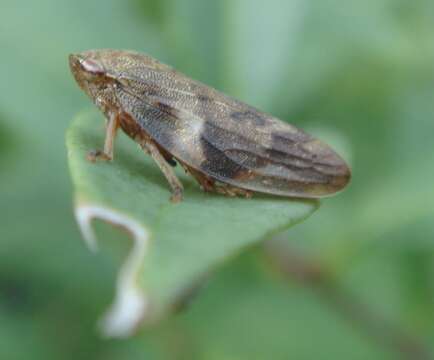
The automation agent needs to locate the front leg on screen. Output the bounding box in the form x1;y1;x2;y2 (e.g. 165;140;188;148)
87;112;119;162
141;140;184;203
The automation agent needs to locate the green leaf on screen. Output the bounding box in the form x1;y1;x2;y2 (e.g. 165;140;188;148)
66;110;318;338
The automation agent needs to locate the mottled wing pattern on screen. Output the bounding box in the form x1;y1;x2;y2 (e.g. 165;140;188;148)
115;62;350;198
196;106;350;197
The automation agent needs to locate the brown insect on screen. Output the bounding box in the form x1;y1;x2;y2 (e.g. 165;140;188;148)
69;49;350;203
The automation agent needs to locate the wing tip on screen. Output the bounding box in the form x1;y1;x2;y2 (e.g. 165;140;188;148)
327;163;352;194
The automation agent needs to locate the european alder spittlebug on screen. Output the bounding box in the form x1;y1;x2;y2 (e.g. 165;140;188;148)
69;50;350;203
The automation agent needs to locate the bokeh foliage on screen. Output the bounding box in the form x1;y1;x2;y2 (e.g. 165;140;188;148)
0;0;433;359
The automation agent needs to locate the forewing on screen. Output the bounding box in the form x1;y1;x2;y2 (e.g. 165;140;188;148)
116;68;350;198
197;108;350;197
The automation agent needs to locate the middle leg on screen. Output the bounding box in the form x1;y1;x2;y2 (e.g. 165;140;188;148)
141;139;184;203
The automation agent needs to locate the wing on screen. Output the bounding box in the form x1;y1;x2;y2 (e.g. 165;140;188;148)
197;109;351;197
115;66;350;198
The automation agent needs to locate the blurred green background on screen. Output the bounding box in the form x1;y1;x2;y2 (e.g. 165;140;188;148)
1;0;434;359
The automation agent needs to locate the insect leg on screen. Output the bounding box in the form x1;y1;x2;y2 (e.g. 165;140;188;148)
179;162;215;192
87;112;119;162
141;140;184;203
214;184;253;198
179;161;252;198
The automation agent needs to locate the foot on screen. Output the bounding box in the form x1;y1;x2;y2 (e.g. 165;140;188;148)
87;149;112;162
170;188;183;203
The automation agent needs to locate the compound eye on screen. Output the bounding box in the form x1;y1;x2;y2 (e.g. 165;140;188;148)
80;59;105;75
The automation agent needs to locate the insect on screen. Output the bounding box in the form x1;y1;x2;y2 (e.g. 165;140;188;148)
69;49;350;203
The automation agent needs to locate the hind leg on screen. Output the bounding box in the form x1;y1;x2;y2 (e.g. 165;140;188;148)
180;163;252;198
214;184;253;198
180;163;215;192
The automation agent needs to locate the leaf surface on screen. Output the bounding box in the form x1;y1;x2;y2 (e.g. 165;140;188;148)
66;111;318;337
